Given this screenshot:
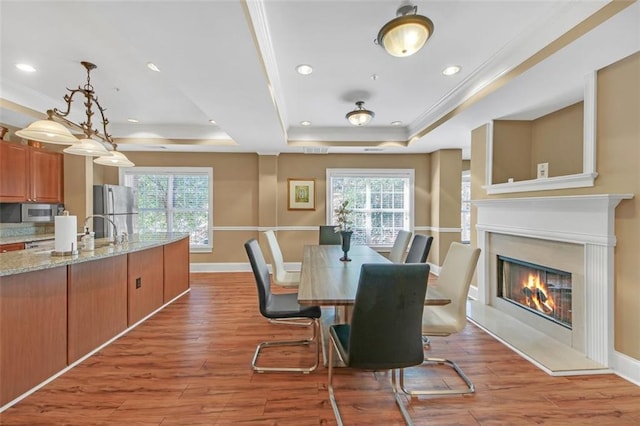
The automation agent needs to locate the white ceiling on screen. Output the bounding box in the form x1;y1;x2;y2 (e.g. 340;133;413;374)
1;1;638;159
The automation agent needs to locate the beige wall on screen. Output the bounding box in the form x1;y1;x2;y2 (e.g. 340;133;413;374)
470;52;640;360
531;102;583;177
492;102;583;182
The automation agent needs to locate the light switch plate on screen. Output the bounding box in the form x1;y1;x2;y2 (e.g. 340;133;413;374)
537;162;549;179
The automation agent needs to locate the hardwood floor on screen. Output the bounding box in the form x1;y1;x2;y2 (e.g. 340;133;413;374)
2;272;639;425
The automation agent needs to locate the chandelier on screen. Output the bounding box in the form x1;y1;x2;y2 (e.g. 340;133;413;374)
15;61;134;167
345;101;375;126
376;4;435;58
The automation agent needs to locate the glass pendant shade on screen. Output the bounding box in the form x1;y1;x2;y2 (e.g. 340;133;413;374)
377;12;434;57
15;119;78;145
63;138;112;157
93;150;134;167
346;101;375;126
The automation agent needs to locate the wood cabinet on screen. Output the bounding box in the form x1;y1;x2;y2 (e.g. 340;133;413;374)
0;267;67;406
67;255;128;363
0;141;64;203
128;246;164;325
0;242;25;253
163;237;190;302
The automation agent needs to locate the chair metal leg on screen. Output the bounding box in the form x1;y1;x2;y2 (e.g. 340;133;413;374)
268;318;314;327
398;357;475;396
391;369;415;425
251;318;319;373
328;336;415;426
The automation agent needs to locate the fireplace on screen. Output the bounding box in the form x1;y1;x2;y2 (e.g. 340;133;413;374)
497;256;572;329
471;194;632;371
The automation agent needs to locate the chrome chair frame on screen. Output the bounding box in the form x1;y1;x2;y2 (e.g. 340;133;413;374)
400;242;480;397
327;263;430;425
245;238;321;374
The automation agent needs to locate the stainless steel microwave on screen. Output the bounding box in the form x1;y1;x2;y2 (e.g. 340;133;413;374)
21;203;62;223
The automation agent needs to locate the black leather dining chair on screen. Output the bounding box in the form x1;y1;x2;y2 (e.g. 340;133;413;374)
404;234;433;264
244;238;321;373
327;263;430;425
319;225;342;245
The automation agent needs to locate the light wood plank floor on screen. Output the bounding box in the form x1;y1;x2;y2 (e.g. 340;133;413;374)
2;272;639;425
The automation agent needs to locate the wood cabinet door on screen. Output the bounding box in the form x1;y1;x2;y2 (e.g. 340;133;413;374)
0;141;29;202
29;147;63;203
128;246;164;326
163;237;190;302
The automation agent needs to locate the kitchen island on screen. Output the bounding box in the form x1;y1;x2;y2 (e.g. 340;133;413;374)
0;233;190;410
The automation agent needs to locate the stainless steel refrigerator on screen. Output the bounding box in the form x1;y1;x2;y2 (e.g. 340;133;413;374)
93;184;138;239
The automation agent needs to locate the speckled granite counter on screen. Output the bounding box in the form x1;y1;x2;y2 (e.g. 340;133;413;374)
0;233;189;277
0;233;58;245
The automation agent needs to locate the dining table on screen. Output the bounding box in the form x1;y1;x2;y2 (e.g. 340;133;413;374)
297;244;450;365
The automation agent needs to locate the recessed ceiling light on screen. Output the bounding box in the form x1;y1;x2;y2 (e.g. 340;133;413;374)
127;118;139;123
442;65;461;76
209;119;217;125
296;64;313;75
300;121;312;126
146;62;160;72
391;121;403;126
16;63;36;73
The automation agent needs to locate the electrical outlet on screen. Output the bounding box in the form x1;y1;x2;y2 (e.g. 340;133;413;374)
135;277;142;289
537;162;549;179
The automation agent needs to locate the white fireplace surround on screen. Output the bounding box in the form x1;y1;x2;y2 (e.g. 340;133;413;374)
472;194;633;370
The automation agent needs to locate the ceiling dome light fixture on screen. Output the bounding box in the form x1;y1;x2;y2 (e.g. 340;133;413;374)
346;101;375;126
376;4;434;58
15;61;134;167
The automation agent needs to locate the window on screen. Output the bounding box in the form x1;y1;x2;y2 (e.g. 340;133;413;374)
461;170;471;243
120;167;213;251
327;169;414;247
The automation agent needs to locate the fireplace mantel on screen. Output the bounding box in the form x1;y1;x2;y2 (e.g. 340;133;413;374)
471;194;633;372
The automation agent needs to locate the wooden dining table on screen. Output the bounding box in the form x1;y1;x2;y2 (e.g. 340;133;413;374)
297;244;450;307
297;244;450;366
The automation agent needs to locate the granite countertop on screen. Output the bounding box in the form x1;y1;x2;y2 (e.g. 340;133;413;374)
0;233;189;277
0;233;59;245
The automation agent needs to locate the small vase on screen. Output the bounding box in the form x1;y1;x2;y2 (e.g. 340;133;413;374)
340;230;353;261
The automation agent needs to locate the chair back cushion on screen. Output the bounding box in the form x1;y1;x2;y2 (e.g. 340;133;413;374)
319;225;342;245
404;234;433;263
389;230;412;263
427;242;481;333
348;263;430;369
244;239;272;316
264;230;286;282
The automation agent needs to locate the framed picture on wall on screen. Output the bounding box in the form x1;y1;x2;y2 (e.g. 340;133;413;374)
287;178;316;210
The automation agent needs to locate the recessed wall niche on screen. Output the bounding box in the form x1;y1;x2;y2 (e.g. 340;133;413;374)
485;72;597;194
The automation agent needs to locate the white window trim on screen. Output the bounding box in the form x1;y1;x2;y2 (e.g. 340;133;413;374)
119;166;213;252
326;168;415;249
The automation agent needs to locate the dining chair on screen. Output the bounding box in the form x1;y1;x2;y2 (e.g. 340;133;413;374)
328;263;431;425
319;225;342;245
404;234;433;264
399;241;481;396
263;230;300;287
389;230;412;263
244;238;321;373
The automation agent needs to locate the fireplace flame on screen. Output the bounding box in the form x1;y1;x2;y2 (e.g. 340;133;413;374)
521;273;555;314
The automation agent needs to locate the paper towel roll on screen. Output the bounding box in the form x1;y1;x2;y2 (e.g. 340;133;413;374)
55;213;77;253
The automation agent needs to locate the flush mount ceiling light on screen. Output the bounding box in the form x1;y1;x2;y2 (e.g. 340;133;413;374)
15;61;134;167
346;101;375;126
376;4;434;58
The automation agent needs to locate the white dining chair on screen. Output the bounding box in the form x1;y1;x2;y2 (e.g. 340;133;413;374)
263;230;300;288
389;230;412;263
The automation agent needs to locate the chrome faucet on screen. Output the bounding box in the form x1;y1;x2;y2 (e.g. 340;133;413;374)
84;214;120;245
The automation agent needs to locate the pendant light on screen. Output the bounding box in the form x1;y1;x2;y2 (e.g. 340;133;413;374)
377;4;434;58
346;101;375;126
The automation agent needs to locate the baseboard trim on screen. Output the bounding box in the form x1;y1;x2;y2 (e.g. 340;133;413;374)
613;351;640;386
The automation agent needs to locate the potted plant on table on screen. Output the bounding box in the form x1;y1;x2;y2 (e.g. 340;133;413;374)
334;200;353;261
